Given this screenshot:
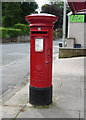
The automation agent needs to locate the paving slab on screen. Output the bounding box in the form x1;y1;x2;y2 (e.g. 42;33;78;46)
3;84;29;107
53;57;84;77
53;78;84;93
2;106;22;118
52;58;84;112
17;104;79;118
53;83;84;111
0;105;2;120
84;112;86;120
80;111;84;119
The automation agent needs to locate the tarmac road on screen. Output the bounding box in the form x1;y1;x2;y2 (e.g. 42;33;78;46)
1;43;30;95
0;40;59;95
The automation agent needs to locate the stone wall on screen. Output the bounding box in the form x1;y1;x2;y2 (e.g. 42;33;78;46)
59;48;86;58
0;35;30;43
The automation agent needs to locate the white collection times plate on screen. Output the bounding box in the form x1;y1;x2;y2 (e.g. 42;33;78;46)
35;38;44;52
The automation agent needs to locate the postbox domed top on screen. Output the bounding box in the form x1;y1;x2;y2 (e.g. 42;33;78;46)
25;13;58;27
26;13;56;17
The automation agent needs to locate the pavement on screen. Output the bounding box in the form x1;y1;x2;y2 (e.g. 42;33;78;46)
0;56;85;119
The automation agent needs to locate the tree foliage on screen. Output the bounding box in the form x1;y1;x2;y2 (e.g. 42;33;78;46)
2;2;38;27
41;4;63;29
20;2;38;24
2;2;22;27
41;2;71;29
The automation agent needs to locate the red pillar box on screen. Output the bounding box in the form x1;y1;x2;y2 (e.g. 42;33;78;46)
25;13;58;106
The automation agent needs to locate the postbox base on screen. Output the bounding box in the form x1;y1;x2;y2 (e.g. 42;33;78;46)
29;86;52;106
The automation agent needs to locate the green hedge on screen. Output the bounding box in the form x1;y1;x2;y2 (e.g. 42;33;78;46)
0;27;22;38
0;23;30;38
13;23;30;35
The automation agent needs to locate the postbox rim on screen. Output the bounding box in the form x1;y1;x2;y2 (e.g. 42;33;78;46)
25;13;58;26
25;13;58;22
26;13;57;17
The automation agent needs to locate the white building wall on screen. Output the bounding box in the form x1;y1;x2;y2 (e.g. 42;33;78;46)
84;23;86;48
68;22;85;48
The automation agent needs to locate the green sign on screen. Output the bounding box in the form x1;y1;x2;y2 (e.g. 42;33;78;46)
70;15;84;23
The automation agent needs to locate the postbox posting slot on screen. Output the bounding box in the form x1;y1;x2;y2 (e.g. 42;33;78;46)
31;31;47;34
31;30;48;36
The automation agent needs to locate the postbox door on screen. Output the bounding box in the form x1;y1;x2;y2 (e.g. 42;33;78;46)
30;36;52;88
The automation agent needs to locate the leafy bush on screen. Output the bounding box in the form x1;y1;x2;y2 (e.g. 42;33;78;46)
13;23;30;35
53;28;63;39
53;30;57;39
0;27;22;38
57;28;63;38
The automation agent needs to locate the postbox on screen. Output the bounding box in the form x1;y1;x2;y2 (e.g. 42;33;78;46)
25;13;58;105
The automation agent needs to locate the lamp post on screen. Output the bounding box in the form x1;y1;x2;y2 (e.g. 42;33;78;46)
62;0;66;47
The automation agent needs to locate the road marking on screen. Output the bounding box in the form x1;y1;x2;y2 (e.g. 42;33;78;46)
0;61;16;69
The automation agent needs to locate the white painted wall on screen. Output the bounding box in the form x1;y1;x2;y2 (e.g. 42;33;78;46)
68;16;86;48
